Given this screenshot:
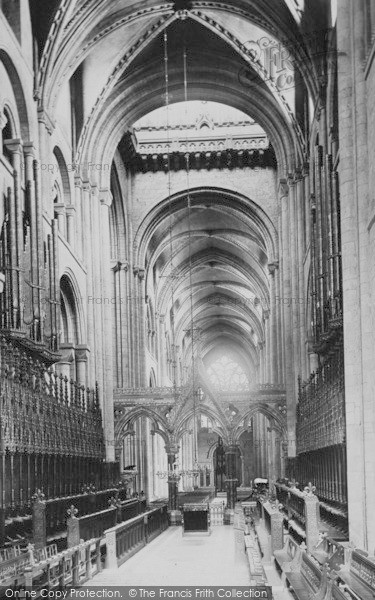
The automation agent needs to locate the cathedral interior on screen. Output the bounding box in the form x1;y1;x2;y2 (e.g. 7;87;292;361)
1;0;375;596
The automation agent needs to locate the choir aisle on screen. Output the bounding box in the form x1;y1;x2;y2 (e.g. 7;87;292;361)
80;525;293;600
84;527;250;586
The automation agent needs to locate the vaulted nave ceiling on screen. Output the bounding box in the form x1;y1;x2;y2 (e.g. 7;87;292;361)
138;178;273;379
34;0;332;387
35;0;331;175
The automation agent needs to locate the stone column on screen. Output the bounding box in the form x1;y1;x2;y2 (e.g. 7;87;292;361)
74;176;84;261
137;268;147;387
66;205;76;248
112;261;129;388
23;142;40;340
288;174;301;386
275;266;283;383
165;444;180;512
296;171;307;380
258;342;264;384
264;309;270;382
57;343;75;379
267;425;275;487
75;345;90;386
225;445;239;509
81;182;95;385
4;139;23;329
158;314;167;384
337;0;375;552
279;179;296;458
99;189;115;461
268;263;278;384
53;203;66;236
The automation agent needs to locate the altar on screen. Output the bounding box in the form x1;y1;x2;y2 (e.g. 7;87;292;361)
182;502;210;535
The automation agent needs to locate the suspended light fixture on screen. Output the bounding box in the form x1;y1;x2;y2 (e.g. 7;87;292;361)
156;24;208;482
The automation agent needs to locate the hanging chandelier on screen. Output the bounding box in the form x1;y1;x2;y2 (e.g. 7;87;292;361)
156;462;209;480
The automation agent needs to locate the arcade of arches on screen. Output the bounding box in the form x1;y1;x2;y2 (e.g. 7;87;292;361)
1;0;375;576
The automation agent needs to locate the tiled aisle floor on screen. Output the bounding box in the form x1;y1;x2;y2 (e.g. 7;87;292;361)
87;526;251;586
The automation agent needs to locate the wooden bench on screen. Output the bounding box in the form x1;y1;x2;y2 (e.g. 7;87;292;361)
274;535;302;575
0;542;57;589
335;549;375;600
285;551;327;600
311;535;346;572
244;532;267;585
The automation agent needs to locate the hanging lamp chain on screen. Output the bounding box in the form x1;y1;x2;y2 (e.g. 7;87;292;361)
164;29;178;392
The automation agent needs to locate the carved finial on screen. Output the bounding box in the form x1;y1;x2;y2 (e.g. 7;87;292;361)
67;505;78;518
26;543;35;565
32;489;45;503
289;479;299;489
303;482;317;496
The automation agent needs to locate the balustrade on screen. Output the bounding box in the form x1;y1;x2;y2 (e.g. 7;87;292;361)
105;504;168;568
68;507;117;547
45;486;128;538
20;539;100;594
66;497;147;548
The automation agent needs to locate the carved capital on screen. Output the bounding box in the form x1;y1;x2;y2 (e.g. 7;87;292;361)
268;261;279;276
37;107;55;135
66;205;76;217
3;138;23;155
278;178;289;199
59;342;75;364
75;344;90;363
23;142;36;157
133;266;145;280
74;174;84;188
82;180;92;193
100;188;113;208
165;443;179;456
112;260;129;273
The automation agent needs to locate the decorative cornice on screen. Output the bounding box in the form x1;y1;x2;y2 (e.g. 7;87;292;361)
125;147;276;174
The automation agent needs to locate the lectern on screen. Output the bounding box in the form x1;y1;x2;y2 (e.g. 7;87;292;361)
182;502;210;535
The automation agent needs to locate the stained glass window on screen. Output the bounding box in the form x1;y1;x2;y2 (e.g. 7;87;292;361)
206;355;250;391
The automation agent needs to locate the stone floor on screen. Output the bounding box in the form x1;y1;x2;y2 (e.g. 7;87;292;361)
87;526;250;586
84;525;294;598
